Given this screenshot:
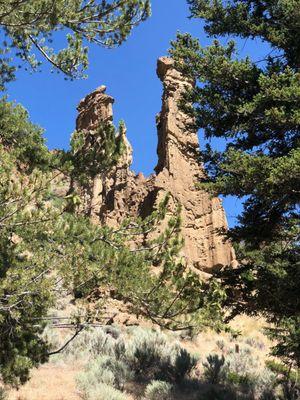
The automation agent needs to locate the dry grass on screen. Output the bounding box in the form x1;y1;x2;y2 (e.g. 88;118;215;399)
8;363;82;400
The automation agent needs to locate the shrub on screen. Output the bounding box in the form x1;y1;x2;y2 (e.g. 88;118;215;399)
113;337;127;361
41;324;62;353
85;383;129;400
244;337;265;351
75;327;198;398
225;347;259;377
160;346;198;383
203;354;226;384
265;360;299;400
125;329;197;383
202;349;277;399
144;380;173;400
77;355;133;394
103;326;121;339
88;329;117;358
224;349;276;399
64;328;116;360
125;329;168;377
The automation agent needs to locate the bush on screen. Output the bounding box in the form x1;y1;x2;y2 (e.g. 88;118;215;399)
125;329;197;383
64;328;116;360
144;380;173;400
77;355;133;394
41;324;62;353
75;327;198;398
201;349;277;400
85;383;129;400
216;339;226;351
244;337;265;351
224;349;277;399
89;329;117;358
125;329;168;377
226;347;259;376
160;346;198;383
103;326;121;339
265;360;299;400
203;354;226;384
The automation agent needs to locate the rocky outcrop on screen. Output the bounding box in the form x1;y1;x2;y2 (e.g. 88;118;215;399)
73;57;235;272
77;85;114;130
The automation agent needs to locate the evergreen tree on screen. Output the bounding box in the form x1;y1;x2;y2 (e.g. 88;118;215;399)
0;99;61;385
170;0;300;368
0;98;225;386
0;0;150;86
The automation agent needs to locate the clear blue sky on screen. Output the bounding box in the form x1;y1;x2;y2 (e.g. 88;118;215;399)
6;0;269;227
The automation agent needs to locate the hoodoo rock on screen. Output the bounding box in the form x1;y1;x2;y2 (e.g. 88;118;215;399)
72;57;235;272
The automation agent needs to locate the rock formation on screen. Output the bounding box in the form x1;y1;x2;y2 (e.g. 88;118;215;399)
73;57;235;272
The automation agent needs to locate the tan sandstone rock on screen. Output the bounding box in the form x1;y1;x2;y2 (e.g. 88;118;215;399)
72;57;235;272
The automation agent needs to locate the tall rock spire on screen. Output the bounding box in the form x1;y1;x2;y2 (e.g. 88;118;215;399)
154;57;235;271
155;57;201;179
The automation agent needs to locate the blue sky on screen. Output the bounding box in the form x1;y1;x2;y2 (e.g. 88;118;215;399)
6;0;269;227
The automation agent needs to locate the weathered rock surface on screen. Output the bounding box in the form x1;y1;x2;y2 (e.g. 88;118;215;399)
73;57;235;272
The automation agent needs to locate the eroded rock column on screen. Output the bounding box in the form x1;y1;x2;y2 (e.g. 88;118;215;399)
154;57;234;271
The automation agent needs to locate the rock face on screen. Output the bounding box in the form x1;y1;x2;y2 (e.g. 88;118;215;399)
73;57;235;272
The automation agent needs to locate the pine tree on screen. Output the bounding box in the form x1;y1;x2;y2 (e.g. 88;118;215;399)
0;0;151;86
0;99;61;385
170;0;300;368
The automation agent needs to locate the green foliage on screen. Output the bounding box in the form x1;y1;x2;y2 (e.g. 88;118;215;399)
144;380;173;400
187;0;300;68
0;104;82;384
124;329;168;377
77;355;133;391
74;327;197;398
201;348;276;400
170;0;300;367
70;120;125;184
225;349;277;399
266;318;300;368
60;327;117;360
266;359;300;400
124;328;198;383
80;383;130;400
0;0;151;84
0;97;51;169
203;354;226;384
0;121;59;386
266;359;299;383
67;327;286;400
